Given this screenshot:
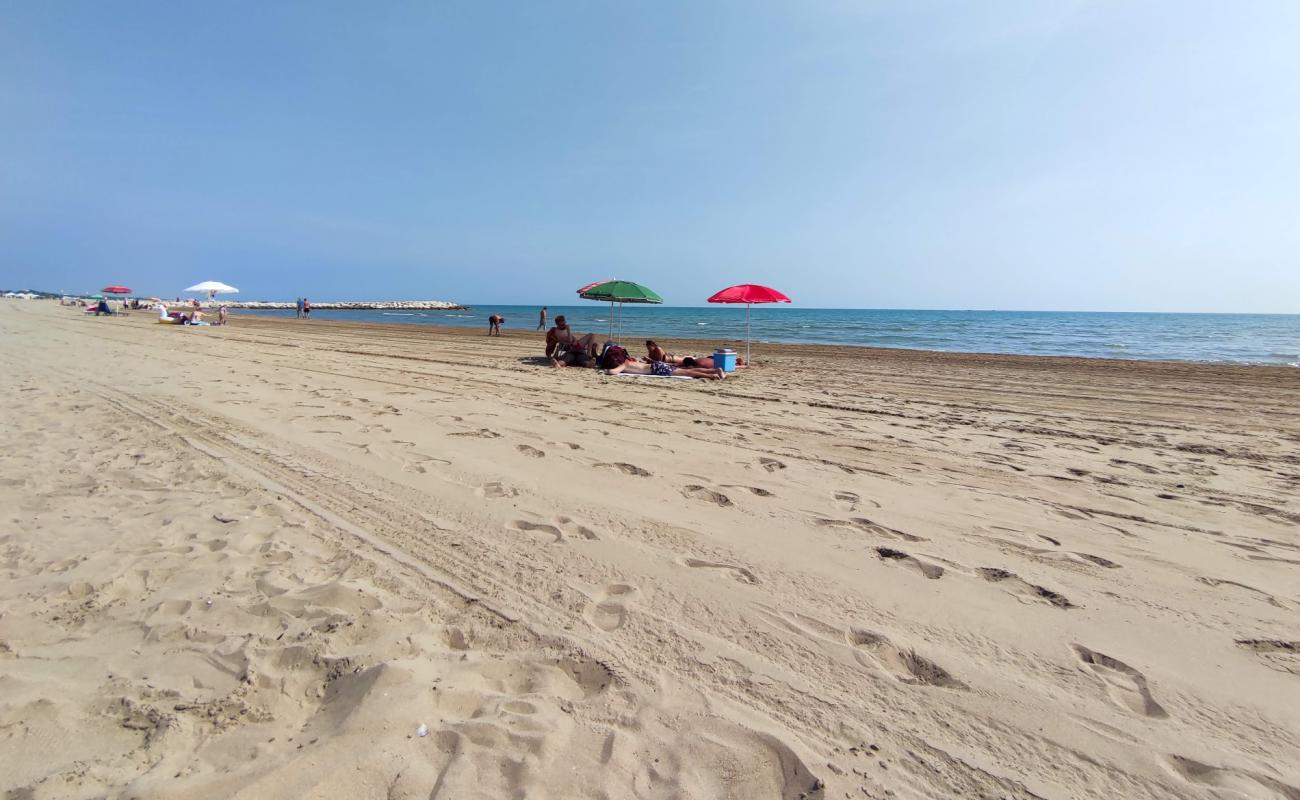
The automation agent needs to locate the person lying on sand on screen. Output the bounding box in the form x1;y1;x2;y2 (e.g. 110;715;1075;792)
680;354;745;369
605;360;726;380
545;315;600;359
642;340;745;369
550;348;596;368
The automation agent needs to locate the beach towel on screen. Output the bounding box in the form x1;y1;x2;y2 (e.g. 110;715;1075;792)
611;372;695;380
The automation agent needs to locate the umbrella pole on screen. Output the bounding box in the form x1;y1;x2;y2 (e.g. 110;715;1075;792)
746;302;752;365
609;301;614;341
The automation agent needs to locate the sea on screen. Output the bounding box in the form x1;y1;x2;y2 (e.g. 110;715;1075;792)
243;305;1300;366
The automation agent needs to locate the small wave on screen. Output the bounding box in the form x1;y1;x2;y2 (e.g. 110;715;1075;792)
382;312;415;316
696;322;708;326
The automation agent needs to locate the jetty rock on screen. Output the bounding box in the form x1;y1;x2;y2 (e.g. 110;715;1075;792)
225;300;468;311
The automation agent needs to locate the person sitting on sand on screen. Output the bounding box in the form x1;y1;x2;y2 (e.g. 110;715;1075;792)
605;359;726;380
545;315;599;359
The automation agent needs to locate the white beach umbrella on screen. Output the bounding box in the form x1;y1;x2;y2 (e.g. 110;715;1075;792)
184;281;239;301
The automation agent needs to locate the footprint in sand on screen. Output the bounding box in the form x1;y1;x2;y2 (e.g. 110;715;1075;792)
1235;639;1300;676
556;656;616;697
759;457;787;472
508;516;599;543
976;568;1075;608
1166;756;1300;798
874;547;944;579
449;428;501;439
682;485;733;507
478;482;519;499
508;519;564;543
682;557;758;584
401;453;451;474
595;462;652;477
1072;644;1168;718
585;584;638;632
847;628;964;688
855;518;924;541
722;484;774;497
810;517;922;541
516;444;545;458
555;516;600;540
833;491;860;511
1064;552;1121;569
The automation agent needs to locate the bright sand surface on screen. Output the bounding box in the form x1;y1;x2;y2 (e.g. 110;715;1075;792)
1;300;1298;800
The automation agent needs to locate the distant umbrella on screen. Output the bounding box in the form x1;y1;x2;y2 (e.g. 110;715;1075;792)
578;280;663;343
706;284;792;364
184;281;239;302
102;285;132;295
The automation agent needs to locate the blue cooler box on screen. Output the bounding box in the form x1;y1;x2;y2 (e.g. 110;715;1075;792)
713;348;738;372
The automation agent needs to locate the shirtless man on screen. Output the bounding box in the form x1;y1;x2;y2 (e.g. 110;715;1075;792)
545;315;599;358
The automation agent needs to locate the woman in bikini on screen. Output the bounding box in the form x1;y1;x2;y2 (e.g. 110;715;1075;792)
644;340;680;364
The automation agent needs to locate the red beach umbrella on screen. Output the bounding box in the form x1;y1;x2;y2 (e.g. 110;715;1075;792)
576;280;613;295
706;284;792;364
102;286;132;294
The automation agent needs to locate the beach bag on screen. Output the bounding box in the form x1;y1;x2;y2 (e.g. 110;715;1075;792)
599;345;628;369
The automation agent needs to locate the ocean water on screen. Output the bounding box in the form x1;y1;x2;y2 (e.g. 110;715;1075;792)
243;306;1300;366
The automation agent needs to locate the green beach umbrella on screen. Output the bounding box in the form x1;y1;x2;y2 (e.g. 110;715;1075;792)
578;280;663;343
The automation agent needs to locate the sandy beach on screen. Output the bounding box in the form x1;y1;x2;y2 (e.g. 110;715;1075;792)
2;300;1298;799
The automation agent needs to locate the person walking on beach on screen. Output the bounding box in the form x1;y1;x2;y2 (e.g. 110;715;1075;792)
537;306;548;330
296;297;304;319
302;298;311;319
488;314;504;336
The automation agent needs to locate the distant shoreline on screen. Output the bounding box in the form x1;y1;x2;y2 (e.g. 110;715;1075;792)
230;310;1300;371
221;300;469;311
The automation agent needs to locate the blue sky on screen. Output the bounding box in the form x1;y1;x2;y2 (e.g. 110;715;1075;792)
2;2;1297;311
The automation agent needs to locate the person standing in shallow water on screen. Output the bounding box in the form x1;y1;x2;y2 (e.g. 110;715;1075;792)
295;297;303;319
537;306;548;330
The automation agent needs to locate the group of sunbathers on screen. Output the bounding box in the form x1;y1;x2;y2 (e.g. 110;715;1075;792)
155;300;228;325
544;315;743;380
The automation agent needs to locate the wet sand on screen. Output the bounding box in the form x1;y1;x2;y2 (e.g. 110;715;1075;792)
2;300;1298;799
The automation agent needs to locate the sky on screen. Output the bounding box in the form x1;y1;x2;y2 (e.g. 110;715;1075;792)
2;2;1298;311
